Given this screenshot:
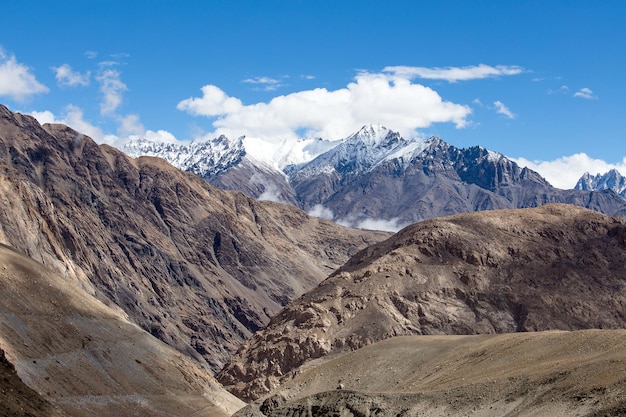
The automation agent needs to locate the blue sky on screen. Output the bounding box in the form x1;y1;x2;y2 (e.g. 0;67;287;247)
1;0;625;188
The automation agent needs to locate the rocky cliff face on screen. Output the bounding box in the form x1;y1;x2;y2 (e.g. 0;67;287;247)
0;105;388;371
218;204;626;400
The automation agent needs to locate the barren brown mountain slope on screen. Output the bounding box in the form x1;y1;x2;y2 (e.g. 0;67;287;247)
236;330;626;417
0;243;244;416
218;204;626;400
1;348;64;417
0;104;387;370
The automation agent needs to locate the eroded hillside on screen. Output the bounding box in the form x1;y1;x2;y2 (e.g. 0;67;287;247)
219;204;626;400
0;243;244;416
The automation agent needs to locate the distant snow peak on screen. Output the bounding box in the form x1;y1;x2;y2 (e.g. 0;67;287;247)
350;124;395;146
120;134;245;178
575;168;626;198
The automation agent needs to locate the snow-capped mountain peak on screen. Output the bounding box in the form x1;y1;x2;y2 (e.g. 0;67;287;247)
121;134;246;179
575;168;626;198
348;124;397;147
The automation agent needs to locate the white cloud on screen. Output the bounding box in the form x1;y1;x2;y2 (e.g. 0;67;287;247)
573;87;597;100
30;110;57;125
96;68;127;115
383;64;524;83
307;204;334;220
178;84;243;117
242;76;284;91
177;71;472;142
52;64;90;87
141;129;180;144
62;105;108;141
337;214;407;232
249;173;284;202
85;51;98;59
29;105;116;145
117;113;145;136
547;85;570;95
512;153;626;189
0;48;48;101
493;100;516;119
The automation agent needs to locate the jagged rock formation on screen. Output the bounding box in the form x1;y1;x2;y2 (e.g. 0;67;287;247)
234;330;626;417
0;243;244;416
0;104;387;371
218;204;626;400
575;168;626;198
123;125;626;228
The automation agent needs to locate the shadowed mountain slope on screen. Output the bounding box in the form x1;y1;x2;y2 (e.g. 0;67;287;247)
0;104;388;371
0;243;244;416
235;330;626;417
1;348;64;417
218;204;626;400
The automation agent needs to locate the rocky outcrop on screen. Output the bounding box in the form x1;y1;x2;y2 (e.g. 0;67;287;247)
0;104;388;371
218;204;626;400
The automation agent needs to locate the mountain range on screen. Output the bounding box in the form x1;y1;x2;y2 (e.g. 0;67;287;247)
2;103;626;416
575;168;626;198
122;125;626;229
0;104;386;372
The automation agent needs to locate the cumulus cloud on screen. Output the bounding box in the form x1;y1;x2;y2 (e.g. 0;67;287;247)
29;105;177;147
383;64;524;83
61;105;108;141
114;112;181;144
512;153;626;189
0;48;48;101
30;110;57;125
177;71;472;141
493;100;516;119
52;64;90;87
117;113;145;136
573;87;597;100
96;68;127;115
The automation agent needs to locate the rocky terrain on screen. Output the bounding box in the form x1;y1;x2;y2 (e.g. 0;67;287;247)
235;330;626;417
1;348;64;417
0;105;387;371
218;204;626;400
0;243;244;416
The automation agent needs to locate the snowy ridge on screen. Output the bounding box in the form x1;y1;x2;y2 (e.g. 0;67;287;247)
242;136;339;171
290;124;430;180
121;135;245;178
575;169;626;198
119;124;515;192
